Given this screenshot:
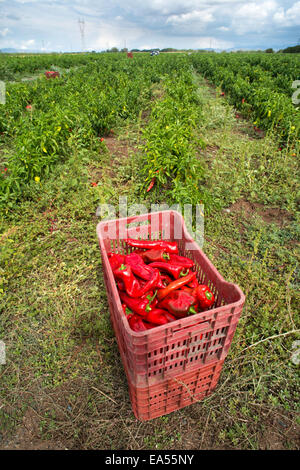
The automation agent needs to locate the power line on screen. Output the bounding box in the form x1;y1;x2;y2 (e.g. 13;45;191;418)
78;18;86;52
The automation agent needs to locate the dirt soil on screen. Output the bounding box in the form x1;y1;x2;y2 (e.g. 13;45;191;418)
228;200;293;227
1;375;299;450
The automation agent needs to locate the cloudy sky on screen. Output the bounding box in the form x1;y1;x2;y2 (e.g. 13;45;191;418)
0;0;299;52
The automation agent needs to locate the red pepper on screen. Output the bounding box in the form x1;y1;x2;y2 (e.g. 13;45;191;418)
143;291;159;308
160;273;173;286
179;286;200;307
145;308;176;325
114;264;160;297
141;268;160;293
158;291;197;318
125;252;155;279
108;252;125;271
146;177;156;192
127;314;149;332
119;291;153;317
143;322;156;330
114;264;142;297
157;272;197;301
188;276;199;288
168;254;194;268
125;252;144;265
117;280;125;291
124;252;157;279
148;262;190;279
124;239;178;254
195;285;215;310
140;288;155;299
124;252;166;289
163;311;178;322
141;249;170;263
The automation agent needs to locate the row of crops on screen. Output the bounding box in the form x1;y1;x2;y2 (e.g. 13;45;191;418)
138;61;207;207
191;52;299;144
0;53;176;207
0;53;99;81
0;52;299;210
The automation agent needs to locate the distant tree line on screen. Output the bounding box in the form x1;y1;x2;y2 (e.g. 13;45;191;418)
279;45;300;53
264;45;300;53
100;44;300;54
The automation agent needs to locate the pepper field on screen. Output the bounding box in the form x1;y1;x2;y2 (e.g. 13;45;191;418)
0;51;299;450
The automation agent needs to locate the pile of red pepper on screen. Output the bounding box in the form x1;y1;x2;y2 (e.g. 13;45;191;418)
108;239;215;332
45;71;60;79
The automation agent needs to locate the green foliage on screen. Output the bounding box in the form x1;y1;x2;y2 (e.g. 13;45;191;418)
281;45;300;54
0;54;159;208
137;60;207;206
190;52;300;145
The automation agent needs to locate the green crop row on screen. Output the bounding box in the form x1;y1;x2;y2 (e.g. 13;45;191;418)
0;53;99;81
137;55;208;206
190;53;299;145
0;53;170;208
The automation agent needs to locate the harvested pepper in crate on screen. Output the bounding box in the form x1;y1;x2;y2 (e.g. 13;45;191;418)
145;308;176;325
108;252;125;271
148;262;190;279
140;249;170;263
127;314;151;332
168;254;194;268
114;264;142;297
187;276;199;288
160;273;173;287
125;253;156;280
158;290;198;318
114;264;159;298
110;244;216;332
195;285;215;310
157;271;197;301
125;253;166;288
124;238;179;254
120;291;153;317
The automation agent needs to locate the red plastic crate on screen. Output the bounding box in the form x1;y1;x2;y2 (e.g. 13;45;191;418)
97;210;245;390
45;71;60;79
127;359;224;421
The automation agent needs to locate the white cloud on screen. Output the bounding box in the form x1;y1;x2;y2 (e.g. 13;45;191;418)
273;1;300;26
0;27;9;37
166;9;214;25
235;0;278;19
231;0;280;34
20;38;35;50
92;22;145;50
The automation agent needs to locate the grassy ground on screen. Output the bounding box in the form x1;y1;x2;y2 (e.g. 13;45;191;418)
0;76;299;450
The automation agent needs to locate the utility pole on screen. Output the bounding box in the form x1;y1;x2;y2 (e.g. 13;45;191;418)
78;18;86;53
